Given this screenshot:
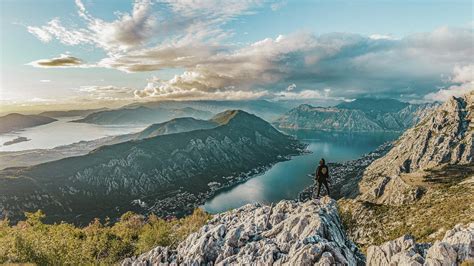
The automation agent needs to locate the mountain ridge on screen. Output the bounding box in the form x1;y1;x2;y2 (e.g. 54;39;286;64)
274;98;438;132
0;110;304;224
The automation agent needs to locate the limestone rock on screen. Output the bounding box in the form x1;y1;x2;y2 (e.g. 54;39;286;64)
367;222;474;266
123;197;365;265
359;91;474;205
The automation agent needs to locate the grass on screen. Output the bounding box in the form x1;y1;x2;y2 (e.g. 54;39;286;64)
338;167;474;249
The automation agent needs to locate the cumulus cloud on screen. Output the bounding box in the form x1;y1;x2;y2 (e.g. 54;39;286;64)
27;54;85;68
28;0;156;53
425;64;474;101
26;0;474;102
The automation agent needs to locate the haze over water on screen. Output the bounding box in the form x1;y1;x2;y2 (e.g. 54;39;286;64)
203;130;400;213
0;117;146;152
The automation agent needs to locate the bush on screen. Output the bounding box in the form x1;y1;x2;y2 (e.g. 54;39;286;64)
0;209;210;264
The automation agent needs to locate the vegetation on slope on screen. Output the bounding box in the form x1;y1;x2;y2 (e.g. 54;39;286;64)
0;209;210;264
338;165;474;250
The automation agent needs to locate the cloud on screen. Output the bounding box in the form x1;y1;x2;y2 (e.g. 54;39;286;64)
40;79;51;83
27;54;85;68
424;64;474;102
26;0;474;102
28;0;156;53
286;84;296;91
77;85;137;100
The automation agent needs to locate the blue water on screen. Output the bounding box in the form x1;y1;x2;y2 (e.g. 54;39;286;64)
203;130;400;213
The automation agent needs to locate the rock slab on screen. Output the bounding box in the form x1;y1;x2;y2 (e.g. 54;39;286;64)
123;197;364;265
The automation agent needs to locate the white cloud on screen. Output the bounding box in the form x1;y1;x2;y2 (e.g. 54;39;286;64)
286;84;296;91
425;64;474;102
26;0;474;102
40;79;51;83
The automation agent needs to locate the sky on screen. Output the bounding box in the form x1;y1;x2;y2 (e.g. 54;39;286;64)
0;0;473;112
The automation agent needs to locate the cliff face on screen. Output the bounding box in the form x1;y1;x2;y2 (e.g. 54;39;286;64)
0;110;304;224
358;92;473;205
123;197;365;265
273;99;437;132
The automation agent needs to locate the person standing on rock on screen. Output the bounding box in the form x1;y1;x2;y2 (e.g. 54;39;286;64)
314;158;330;198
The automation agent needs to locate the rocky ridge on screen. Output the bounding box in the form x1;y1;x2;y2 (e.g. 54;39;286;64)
367;222;474;265
123;197;365;265
359;92;473;205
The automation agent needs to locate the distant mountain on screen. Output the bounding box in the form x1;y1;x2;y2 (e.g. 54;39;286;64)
0;117;220;169
126;117;217;140
0;113;57;134
72;106;213;125
0;110;304;224
274;98;438;132
336;98;409;113
124;100;289;121
39;108;108;118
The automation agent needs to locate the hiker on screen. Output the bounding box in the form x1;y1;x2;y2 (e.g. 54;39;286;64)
314;158;330;198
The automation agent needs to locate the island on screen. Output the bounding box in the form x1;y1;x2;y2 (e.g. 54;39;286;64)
3;136;30;146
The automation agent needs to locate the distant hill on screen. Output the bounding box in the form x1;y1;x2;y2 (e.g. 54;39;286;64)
0;113;57;134
0;110;304;224
39;108;108;118
72;106;213;125
123;100;289;121
336;98;409;113
0;117;218;169
274;98;438;132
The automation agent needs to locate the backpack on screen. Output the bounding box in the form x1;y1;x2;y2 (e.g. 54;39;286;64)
321;166;328;175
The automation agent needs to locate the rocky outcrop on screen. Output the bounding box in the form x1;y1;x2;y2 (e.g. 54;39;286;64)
273;98;437;132
359;92;473;205
123;197;364;265
367;222;474;265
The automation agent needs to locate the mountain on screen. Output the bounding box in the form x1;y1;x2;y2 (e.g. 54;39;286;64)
39;108;107;118
123;198;365;265
0;110;304;224
125;117;217;140
273;99;438;132
0;117;220;170
72;106;213;125
338;91;474;247
123;100;289;121
0;113;57;134
359;92;473;205
336;98;409;113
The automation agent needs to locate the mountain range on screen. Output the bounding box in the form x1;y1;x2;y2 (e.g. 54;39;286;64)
124;99;289;121
72;106;213;125
273;98;438;132
0;110;304;224
0;117;219;169
0;113;57;134
39;108;108;118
